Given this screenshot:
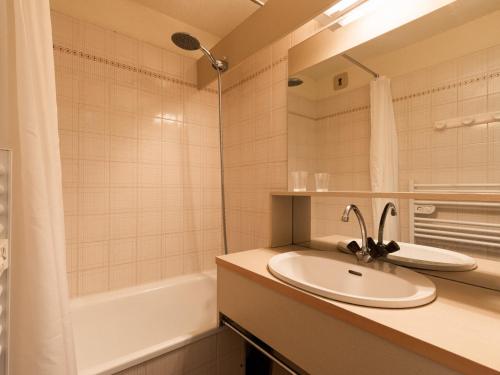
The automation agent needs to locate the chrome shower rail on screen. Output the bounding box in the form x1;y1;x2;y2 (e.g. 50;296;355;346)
249;0;265;6
342;54;379;78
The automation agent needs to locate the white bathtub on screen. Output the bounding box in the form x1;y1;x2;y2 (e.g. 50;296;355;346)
71;271;219;375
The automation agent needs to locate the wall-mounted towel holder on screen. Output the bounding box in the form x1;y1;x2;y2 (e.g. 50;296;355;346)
409;181;500;249
434;111;500;131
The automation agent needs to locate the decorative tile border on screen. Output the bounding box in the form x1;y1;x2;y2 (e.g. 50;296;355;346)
54;42;500;114
392;71;500;103
221;56;288;95
314;71;500;121
317;105;370;121
53;44;218;93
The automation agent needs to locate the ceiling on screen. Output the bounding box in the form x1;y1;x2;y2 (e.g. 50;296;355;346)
129;0;265;38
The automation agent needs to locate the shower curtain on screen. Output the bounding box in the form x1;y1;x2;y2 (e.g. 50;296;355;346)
1;0;77;374
370;77;400;241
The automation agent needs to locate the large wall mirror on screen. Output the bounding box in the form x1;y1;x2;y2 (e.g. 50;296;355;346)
287;0;500;291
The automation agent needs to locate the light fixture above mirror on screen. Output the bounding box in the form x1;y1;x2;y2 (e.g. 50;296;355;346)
323;0;385;27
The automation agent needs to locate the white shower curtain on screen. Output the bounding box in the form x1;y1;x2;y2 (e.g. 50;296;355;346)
1;0;77;374
370;77;400;241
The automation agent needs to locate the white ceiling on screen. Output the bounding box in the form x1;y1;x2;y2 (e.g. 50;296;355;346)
129;0;264;38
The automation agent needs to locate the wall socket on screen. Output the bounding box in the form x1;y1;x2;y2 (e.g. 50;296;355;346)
334;72;348;90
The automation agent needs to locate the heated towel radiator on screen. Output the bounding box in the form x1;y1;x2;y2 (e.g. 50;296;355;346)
409;181;500;255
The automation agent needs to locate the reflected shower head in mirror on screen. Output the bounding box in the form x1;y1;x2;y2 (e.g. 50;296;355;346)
171;32;228;72
288;77;304;87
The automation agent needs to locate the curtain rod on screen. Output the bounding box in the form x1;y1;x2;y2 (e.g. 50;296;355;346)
342;54;379;78
249;0;265;6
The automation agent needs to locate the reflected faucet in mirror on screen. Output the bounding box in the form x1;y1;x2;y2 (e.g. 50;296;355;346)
374;202;400;257
378;202;397;244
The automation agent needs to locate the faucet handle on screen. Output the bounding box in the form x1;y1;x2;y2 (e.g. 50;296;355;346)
367;237;387;258
385;240;400;253
346;240;361;254
346;240;373;262
366;238;401;259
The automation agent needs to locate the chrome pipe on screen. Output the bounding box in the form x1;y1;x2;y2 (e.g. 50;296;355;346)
341;204;372;262
215;69;228;255
171;32;229;254
221;319;300;375
378;202;397;245
342;53;379;78
249;0;265;6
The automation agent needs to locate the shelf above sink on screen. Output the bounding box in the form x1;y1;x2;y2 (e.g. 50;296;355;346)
271;191;500;203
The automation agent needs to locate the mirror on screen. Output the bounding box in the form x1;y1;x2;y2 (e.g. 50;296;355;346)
287;0;500;290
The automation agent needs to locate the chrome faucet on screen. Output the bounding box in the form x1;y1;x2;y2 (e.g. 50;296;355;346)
378;202;397;245
341;204;372;263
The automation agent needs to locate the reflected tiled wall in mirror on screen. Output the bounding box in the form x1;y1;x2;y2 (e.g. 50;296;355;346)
288;13;500;263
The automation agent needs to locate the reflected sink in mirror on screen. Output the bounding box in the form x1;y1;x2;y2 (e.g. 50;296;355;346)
335;239;477;271
268;250;436;308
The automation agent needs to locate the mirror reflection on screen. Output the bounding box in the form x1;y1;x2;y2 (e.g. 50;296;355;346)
288;1;500;291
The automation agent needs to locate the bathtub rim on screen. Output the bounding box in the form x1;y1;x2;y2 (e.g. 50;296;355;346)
70;270;217;308
80;326;222;375
71;270;219;375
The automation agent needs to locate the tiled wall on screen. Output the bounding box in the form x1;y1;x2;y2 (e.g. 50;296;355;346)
392;46;500;257
52;11;223;296
221;21;321;252
289;45;500;257
48;11;319;375
288;94;318;190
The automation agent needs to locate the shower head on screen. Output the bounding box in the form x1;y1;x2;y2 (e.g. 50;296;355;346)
171;32;228;72
171;32;200;51
288;77;304;87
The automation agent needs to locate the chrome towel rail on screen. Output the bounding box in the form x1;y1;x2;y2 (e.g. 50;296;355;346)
414;234;500;249
415;217;500;228
414;228;500;242
220;316;301;375
414;200;500;208
409;181;500;249
414;223;500;236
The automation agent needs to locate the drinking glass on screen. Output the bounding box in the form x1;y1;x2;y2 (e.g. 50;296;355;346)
315;173;330;192
291;171;308;192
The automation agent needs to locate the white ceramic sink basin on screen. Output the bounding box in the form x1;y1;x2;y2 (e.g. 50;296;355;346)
338;240;477;271
268;250;436;308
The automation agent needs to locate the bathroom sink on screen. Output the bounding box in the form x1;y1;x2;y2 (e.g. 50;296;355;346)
268;250;436;308
337;240;477;271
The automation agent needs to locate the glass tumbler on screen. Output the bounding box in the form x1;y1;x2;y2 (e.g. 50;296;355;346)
315;173;330;192
291;171;308;192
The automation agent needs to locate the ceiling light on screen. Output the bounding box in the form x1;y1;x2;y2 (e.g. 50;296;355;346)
324;0;359;16
337;0;383;26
